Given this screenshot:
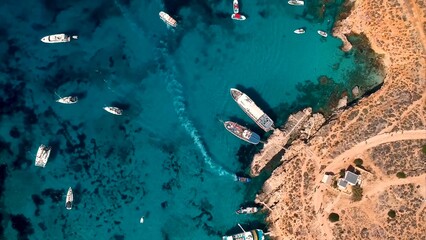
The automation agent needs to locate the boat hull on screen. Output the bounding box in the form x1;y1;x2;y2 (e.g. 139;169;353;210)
222;229;264;240
231;13;246;21
317;30;328;37
236;207;258;214
103;106;123;115
233;0;239;13
41;34;77;43
224;121;260;144
288;0;304;6
35;144;51;168
56;96;78;104
159;11;177;27
230;88;274;132
294;29;305;34
66;187;73;210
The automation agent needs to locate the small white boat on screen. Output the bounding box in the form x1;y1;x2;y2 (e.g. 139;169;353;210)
236;207;258;214
294;28;305;34
35;144;51;168
56;96;78;104
65;187;73;210
139;217;144;223
103;106;123;115
231;13;246;21
317;30;328;37
288;0;304;6
159;11;177;28
41;34;78;44
233;0;239;14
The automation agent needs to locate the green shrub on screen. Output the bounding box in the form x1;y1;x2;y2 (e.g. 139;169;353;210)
388;210;396;218
422;145;426;155
352;185;363;201
396;172;406;178
328;213;340;222
354;158;363;166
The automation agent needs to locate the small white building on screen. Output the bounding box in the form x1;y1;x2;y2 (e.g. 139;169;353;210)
337;171;361;190
322;174;333;185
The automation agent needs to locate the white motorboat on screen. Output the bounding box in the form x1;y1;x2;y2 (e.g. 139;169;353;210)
56;96;78;104
103;106;123;115
233;0;239;14
65;187;73;210
231;13;246;21
35;144;51;168
236;207;259;214
159;11;177;28
41;34;78;44
317;30;328;37
288;0;304;6
294;28;306;34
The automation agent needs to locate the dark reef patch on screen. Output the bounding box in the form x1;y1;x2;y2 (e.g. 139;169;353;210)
236;144;261;170
0;164;7;192
41;188;63;203
10;214;34;239
12;139;32;170
9;127;21;139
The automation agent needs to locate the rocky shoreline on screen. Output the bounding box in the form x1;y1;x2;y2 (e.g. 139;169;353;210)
253;0;426;239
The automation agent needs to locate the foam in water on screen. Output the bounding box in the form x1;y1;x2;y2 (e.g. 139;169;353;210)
161;60;235;179
114;2;235;179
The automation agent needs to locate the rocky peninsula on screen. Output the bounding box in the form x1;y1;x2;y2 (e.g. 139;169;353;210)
254;0;426;239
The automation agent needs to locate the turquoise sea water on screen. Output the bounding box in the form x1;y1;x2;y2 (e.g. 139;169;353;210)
0;0;382;239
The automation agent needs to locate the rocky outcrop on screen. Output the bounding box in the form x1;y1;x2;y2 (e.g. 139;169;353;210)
250;108;312;176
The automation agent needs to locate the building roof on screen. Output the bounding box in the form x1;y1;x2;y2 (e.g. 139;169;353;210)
337;179;348;189
322;174;332;184
344;171;360;185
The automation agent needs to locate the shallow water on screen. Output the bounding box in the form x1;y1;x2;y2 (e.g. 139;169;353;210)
0;0;382;239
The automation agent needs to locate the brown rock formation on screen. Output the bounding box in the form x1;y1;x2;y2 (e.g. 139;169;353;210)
255;0;426;239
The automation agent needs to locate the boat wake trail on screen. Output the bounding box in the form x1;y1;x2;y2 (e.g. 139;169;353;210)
114;0;144;35
158;48;235;179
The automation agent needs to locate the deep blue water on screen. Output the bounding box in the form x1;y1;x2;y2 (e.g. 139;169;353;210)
0;0;382;239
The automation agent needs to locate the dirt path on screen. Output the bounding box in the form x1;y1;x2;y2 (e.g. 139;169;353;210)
325;130;426;172
363;174;426;197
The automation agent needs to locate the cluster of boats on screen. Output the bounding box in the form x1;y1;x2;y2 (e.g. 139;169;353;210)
224;88;274;147
231;0;246;21
288;1;328;37
34;144;73;210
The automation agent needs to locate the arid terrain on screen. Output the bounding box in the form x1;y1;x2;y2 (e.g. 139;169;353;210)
253;0;426;239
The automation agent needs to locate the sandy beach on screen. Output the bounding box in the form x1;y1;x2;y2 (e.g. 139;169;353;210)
254;0;426;239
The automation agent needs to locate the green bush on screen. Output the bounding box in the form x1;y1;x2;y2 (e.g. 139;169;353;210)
388;210;396;218
354;158;363;166
422;145;426;155
352;185;363;201
396;172;406;178
328;213;340;222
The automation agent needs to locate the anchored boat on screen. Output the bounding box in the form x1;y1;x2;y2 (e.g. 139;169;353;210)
56;96;78;104
236;207;258;214
222;228;265;240
159;11;177;27
35;144;51;168
103;106;123;115
230;88;274;132
317;30;328;37
294;28;306;34
236;176;251;183
224;121;260;144
231;0;246;20
66;187;73;210
41;34;78;43
288;0;304;6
